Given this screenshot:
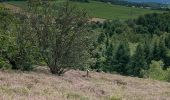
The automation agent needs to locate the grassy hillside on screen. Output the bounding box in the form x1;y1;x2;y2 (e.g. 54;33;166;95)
74;1;162;20
6;1;163;20
0;67;169;100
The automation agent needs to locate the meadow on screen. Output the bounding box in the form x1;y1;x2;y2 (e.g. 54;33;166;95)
6;1;163;20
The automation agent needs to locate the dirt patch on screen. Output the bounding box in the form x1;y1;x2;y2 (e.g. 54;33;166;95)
90;18;106;23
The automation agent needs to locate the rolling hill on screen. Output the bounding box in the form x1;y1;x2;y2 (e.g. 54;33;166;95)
126;0;170;4
5;1;163;20
0;1;170;100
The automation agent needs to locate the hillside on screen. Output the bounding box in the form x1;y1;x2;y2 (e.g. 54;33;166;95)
6;1;163;20
1;1;170;100
0;67;170;100
126;0;170;4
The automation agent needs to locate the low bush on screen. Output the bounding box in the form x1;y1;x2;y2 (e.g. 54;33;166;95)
144;60;167;81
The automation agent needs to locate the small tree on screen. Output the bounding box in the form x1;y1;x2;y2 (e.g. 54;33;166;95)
165;34;170;49
0;9;35;70
152;39;161;61
145;60;166;81
29;1;93;75
112;41;130;75
152;37;168;69
128;44;147;77
104;42;114;72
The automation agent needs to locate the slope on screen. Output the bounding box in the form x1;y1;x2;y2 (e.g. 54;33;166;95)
0;67;170;100
6;1;163;20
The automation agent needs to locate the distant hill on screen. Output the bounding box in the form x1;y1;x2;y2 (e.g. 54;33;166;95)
5;1;163;20
125;0;170;4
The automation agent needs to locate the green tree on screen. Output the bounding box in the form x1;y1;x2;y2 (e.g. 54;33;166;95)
152;38;167;62
104;42;114;72
144;60;166;81
111;41;130;75
143;41;152;64
28;1;93;75
128;44;147;77
90;41;106;72
165;34;170;49
152;39;161;61
0;9;35;70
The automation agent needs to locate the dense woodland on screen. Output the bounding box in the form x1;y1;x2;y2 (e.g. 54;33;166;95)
90;12;170;79
0;0;170;82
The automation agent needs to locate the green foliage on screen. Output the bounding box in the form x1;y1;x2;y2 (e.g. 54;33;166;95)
104;41;114;72
103;20;129;36
165;34;170;49
91;25;111;72
111;41;130;75
128;44;148;77
135;12;170;35
143;41;152;64
1;0;170;82
90;12;170;79
7;1;162;20
26;1;94;75
110;96;122;100
144;60;167;81
70;0;89;3
151;37;170;69
144;60;170;82
0;58;11;69
134;25;149;34
0;9;35;71
166;69;170;82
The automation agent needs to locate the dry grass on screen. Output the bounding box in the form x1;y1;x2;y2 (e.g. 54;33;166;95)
90;18;106;23
0;3;21;13
0;67;170;100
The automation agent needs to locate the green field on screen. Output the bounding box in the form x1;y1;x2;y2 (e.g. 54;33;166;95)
6;1;163;20
74;1;163;20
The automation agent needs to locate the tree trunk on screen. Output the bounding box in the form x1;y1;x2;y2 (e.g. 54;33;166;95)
49;66;64;76
3;52;18;70
9;59;18;70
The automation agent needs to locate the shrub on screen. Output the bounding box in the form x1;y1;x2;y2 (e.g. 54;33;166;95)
165;68;170;82
0;58;11;69
128;44;148;77
145;60;167;81
0;9;35;71
28;1;94;75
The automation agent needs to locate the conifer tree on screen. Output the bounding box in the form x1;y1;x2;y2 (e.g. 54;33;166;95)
143;41;152;64
159;37;169;69
128;44;147;77
152;38;167;61
158;38;167;59
152;40;161;61
104;43;114;72
112;41;130;75
165;34;170;49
